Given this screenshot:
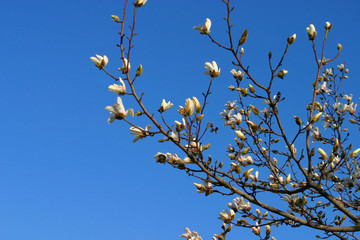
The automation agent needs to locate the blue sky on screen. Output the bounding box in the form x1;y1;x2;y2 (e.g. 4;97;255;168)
1;1;360;240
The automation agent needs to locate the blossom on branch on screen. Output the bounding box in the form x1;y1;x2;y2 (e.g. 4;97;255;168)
129;124;152;142
105;97;134;123
230;69;244;80
194;180;213;196
306;24;317;40
159;99;173;112
154;152;167;163
204;61;220;78
90;54;108;69
119;58;131;73
108;78;126;95
180;227;202;240
193;18;211;35
218;209;235;223
133;0;147;7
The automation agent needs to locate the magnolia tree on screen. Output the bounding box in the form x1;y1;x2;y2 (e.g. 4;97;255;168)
90;0;360;239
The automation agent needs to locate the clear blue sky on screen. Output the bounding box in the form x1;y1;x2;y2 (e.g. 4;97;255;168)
1;1;360;240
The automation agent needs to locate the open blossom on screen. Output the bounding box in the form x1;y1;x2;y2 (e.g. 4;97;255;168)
108;78;126;95
268;174;283;183
228;113;242;125
306;24;317;40
129;124;152;143
337;64;345;71
119;58;131;73
225;100;237;110
344;102;357;115
175;118;186;132
230;69;244;80
159;99;173;112
227;197;251;212
105;97;134;123
204;61;220;78
133;0;147;7
193;18;211;35
281;193;299;204
180;227;202;240
343;94;353;102
311;127;321;142
239;155;253;166
218;209;235;223
90;54;108;69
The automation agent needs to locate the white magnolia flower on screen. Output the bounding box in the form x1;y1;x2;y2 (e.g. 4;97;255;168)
130;125;152;143
108;78;126;95
227;197;251;212
225;100;237;110
281;193;299;204
344;102;357;115
230;69;245;80
133;0;147;7
337;64;345;71
310;127;321;142
180;227;203;240
119;58;131;73
306;24;317;40
159;99;173;112
90;54;108;69
105;97;134;123
343;94;353;102
204;61;220;78
218;209;235;223
193;18;211;35
175;118;186;132
228;112;242;125
268;174;283;183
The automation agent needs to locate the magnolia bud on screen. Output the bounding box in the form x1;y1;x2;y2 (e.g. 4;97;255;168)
317;148;328;160
136;64;143;76
311;112;323;123
238;29;248;45
324;21;332;31
248;84;255;93
349;148;360;158
240;47;244;55
287;34;296;44
277;70;288;79
193;96;202;113
111;15;120;23
337;43;342;51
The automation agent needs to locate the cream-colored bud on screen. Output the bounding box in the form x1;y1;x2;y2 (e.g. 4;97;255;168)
317;148;328;160
284;174;291;185
111;15;120;23
311;112;323;123
337;43;342;51
277;70;288;79
193;97;201;113
235;130;246;140
240;47;244;55
349;148;360;158
287;34;296;44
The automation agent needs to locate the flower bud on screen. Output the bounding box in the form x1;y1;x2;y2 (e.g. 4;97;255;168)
235;130;246;140
293;116;302;125
306;24;317;40
317;148;328;160
240;47;244;55
184;98;195;116
311;112;322;123
248;84;255;93
193;97;202;113
324;21;332;31
337;43;342;52
133;0;147;7
284;174;291;185
111;15;120;23
349;148;360;158
265;225;271;235
238;29;248;45
136;64;143;76
287;34;296;44
277;70;288;79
